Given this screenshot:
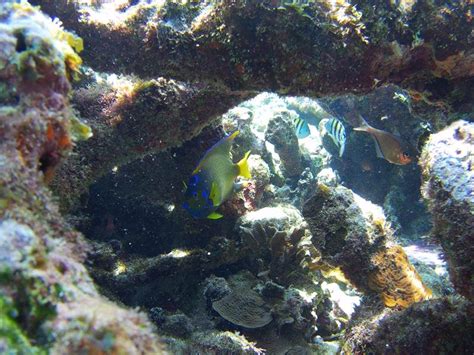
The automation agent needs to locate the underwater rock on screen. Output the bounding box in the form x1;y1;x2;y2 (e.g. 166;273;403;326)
303;184;431;308
35;1;473;97
203;275;232;304
265;112;303;177
248;154;272;197
238;204;304;233
420;120;474;300
52;71;253;212
191;331;265;355
150;308;195;338
344;296;474;354
0;3;164;352
316;168;339;187
269;287;319;341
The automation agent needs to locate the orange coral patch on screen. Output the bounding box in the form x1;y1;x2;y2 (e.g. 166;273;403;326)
46;123;55;141
369;245;432;308
58;133;72;149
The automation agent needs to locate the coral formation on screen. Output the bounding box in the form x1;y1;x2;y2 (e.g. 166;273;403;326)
369;245;432;308
420;120;474;300
236;205;320;283
265;111;303;177
344;296;474;354
212;290;273;329
52;72;253;212
0;3;164;353
303;184;431;308
34;1;473;97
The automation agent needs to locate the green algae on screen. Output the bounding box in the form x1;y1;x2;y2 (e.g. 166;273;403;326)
70;115;93;141
0;295;46;354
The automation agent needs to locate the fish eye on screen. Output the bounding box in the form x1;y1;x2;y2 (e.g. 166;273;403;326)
403;152;410;158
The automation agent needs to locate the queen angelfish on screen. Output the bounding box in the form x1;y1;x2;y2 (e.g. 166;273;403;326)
183;131;251;219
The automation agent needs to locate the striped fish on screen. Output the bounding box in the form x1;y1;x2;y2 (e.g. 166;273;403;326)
293;116;310;139
324;118;346;157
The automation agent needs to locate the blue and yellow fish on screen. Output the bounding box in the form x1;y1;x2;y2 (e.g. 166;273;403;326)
322;118;346;157
293;116;310;139
183;131;251;219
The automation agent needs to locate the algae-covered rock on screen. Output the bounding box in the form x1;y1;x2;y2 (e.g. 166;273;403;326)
420;120;474;300
0;3;165;353
344;296;474;354
265;112;303;177
192;331;265;355
303;184;431;308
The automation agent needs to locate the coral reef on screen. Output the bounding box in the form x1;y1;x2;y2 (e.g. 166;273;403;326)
2;0;471;353
52;72;253;212
0;3;164;353
420;120;474;300
25;0;471;212
344;296;474;354
303;184;431;307
34;1;473;96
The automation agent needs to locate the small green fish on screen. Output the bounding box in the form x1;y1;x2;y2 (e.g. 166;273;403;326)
353;115;412;165
183;131;251;219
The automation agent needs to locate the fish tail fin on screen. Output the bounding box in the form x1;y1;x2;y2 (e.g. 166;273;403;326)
237;150;252;179
353;115;371;132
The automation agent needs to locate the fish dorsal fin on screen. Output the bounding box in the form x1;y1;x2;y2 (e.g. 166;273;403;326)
353;115;371;132
211;130;239;156
207;211;223;219
371;135;385;159
192;131;240;174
